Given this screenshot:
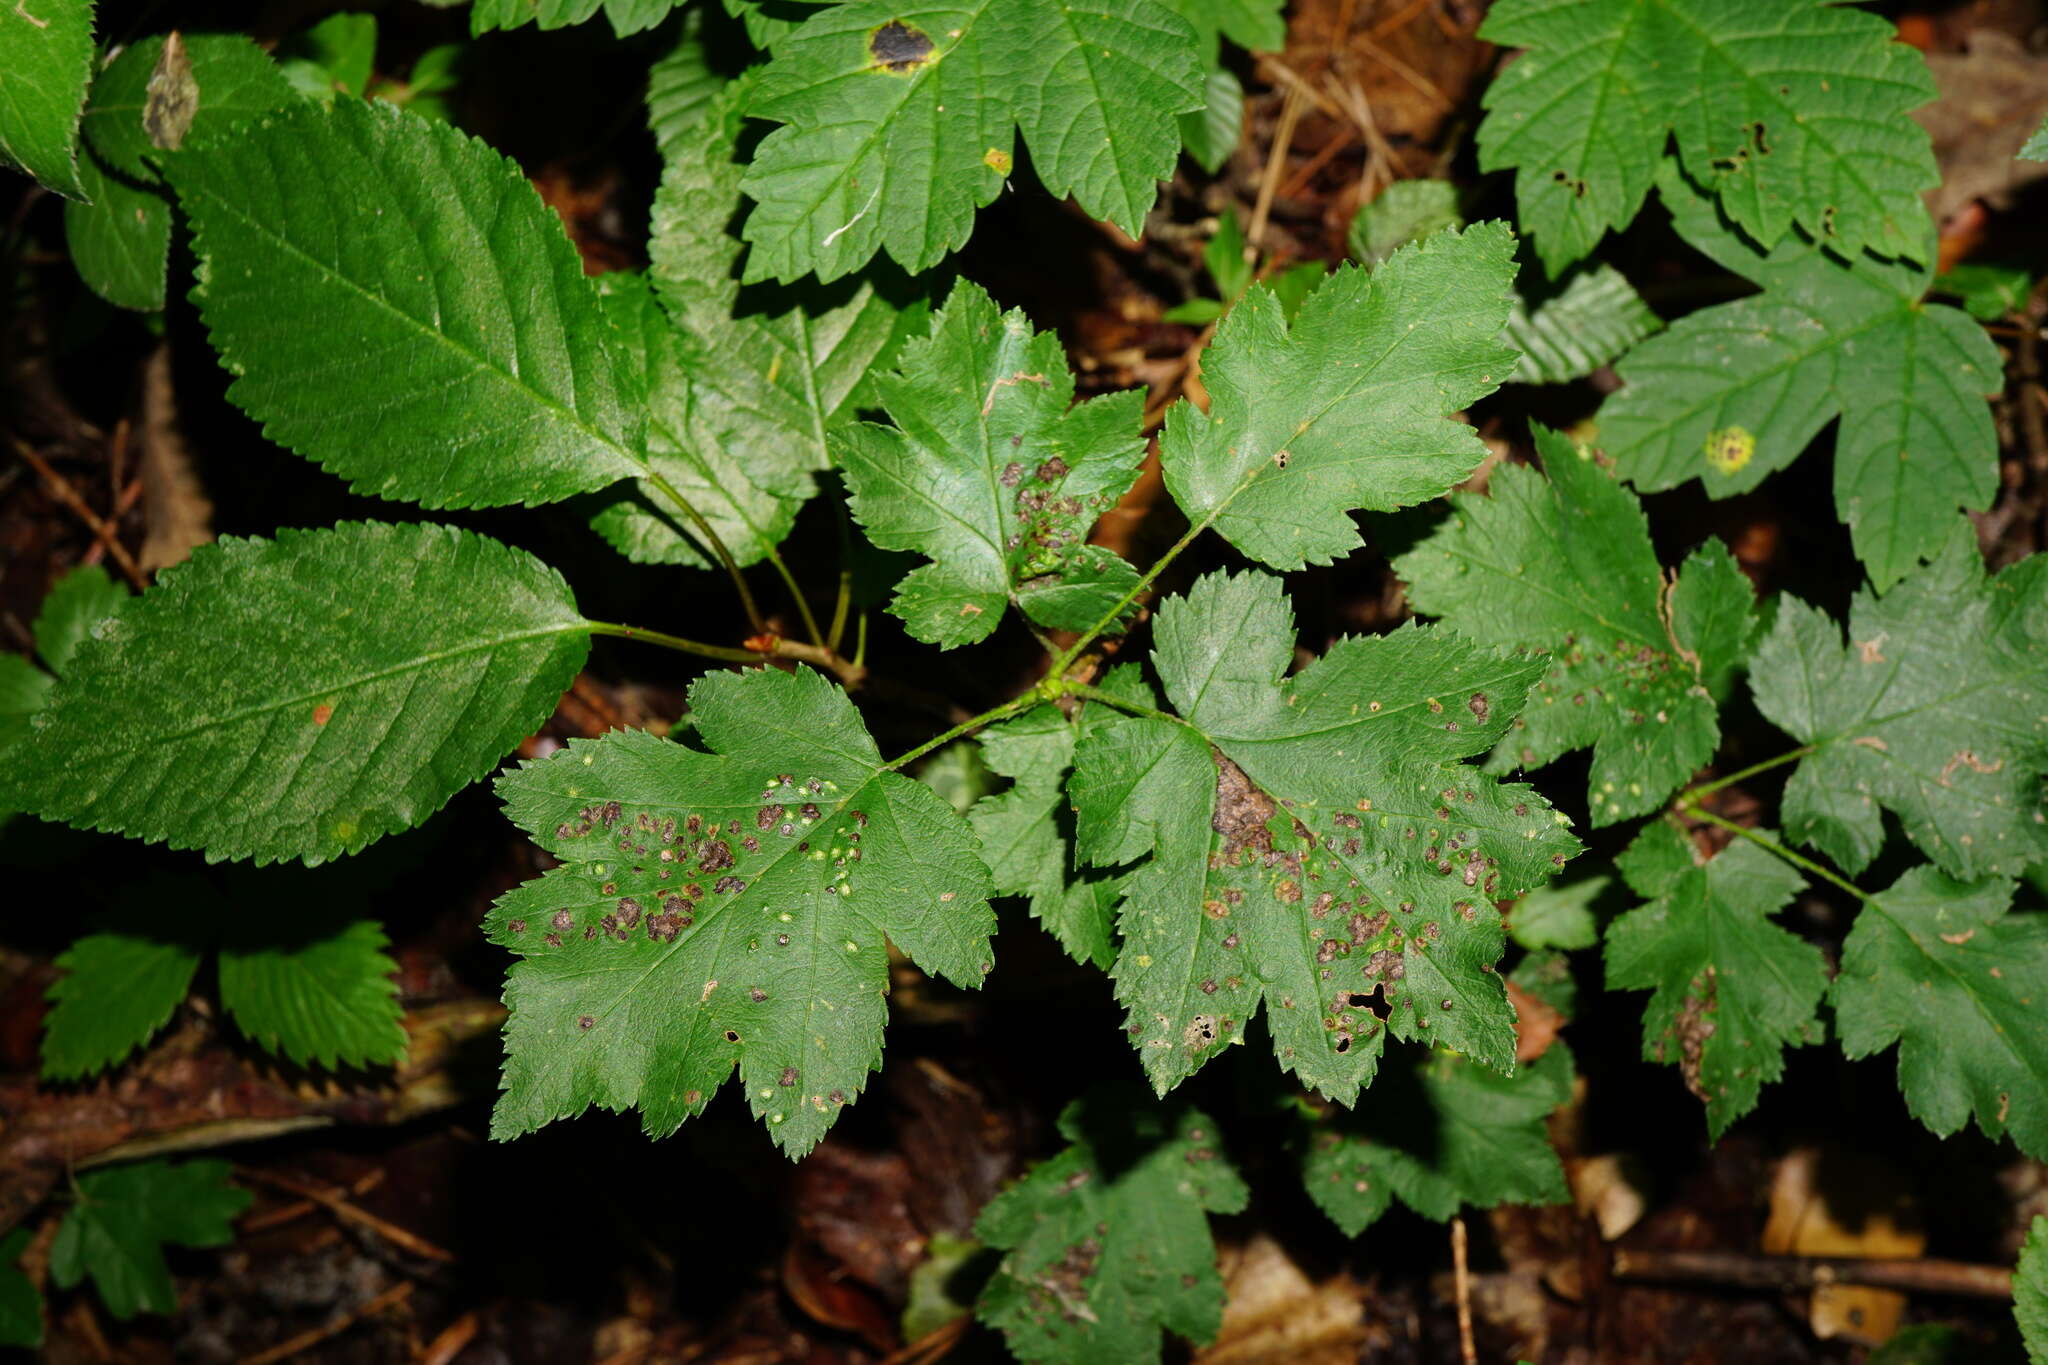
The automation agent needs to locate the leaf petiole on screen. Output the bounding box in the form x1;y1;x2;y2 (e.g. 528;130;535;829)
1674;745;1817;805
1681;805;1873;904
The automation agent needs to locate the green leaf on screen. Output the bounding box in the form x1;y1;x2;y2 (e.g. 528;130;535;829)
970;671;1148;969
588;273;801;570
617;84;918;568
64;147;170;310
0;1229;38;1348
1302;1045;1572;1236
1344;179;1656;384
168;97;645;509
1867;1325;1983;1365
488;666;996;1156
2020;1216;2048;1365
82;34;298;183
739;0;1204;282
1934;263;2033;322
1510;947;1577;1016
1747;528;2048;880
0;0;95;197
1203;209;1252;305
1347;178;1460;265
469;0;678;36
1397;424;1757;824
6;522;592;865
50;1159;250;1320
278;12;378;99
1505;264;1660;383
1602;167;2001;589
837;280;1144;647
2023;115;2048;161
64;33;297;312
1154;0;1280;172
1178;67;1242;174
0;656;50;759
1161;296;1224;325
220;913;405;1070
1833;867;2048;1157
721;0;834;50
42;920;202;1080
1477;0;1938;273
1603;821;1826;1137
31;563;125;676
1069;570;1577;1101
1510;875;1607;951
646;9;724;163
1161;222;1519;571
1156;0;1284;56
976;1094;1247;1364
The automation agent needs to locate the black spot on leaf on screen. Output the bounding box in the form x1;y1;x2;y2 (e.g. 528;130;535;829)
869;20;935;74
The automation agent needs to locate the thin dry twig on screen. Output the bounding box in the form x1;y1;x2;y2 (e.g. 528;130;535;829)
418;1310;481;1365
241;1168;387;1234
238;1280;414;1365
1248;83;1309;251
1610;1248;2015;1299
877;1312;972;1365
11;438;146;590
1350;29;1451;112
1451;1216;1477;1365
236;1167;455;1263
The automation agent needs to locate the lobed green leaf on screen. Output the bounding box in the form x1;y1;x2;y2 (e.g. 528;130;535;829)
1070;570;1577;1102
2021;1216;2048;1364
1604;821;1825;1137
1747;527;2048;880
1833;867;2048;1157
976;1093;1247;1364
489;666;996;1156
1302;1045;1572;1235
1603;167;2001;589
739;0;1204;282
1479;0;1938;273
836;280;1145;647
50;1159;250;1320
1160;223;1519;570
1397;423;1758;824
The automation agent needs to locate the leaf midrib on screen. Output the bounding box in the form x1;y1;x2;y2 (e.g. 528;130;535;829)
86;621;592;754
177;149;642;478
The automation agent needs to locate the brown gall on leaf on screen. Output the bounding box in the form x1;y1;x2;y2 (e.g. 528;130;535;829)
868;20;935;76
1210;751;1276;862
145;32;200;151
1670;968;1719;1102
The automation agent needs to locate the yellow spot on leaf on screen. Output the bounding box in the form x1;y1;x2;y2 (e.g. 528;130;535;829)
1704;425;1754;476
984;147;1012;176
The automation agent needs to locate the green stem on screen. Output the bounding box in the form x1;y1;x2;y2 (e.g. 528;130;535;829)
1062;681;1188;726
1682;806;1873;904
1678;745;1817;805
828;568;854;654
882;695;1035;773
762;545;827;649
1046;517;1207;679
587;620;764;664
642;469;769;638
828;496;856;654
